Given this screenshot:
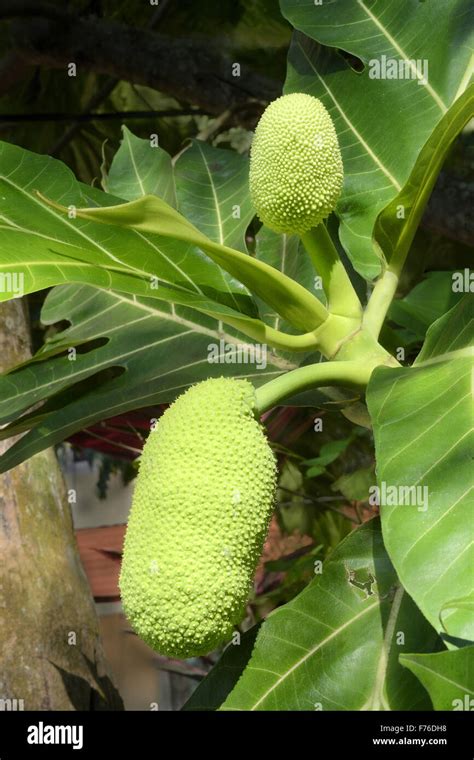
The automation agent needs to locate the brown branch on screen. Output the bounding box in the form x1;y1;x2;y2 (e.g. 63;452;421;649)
4;4;280;125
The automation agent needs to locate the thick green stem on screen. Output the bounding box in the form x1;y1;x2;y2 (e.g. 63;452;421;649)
254;360;373;414
218;311;361;355
213;310;369;356
301;224;362;319
363;268;399;338
212;315;323;352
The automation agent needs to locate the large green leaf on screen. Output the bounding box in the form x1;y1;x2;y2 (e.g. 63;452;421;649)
0;141;256;320
367;298;473;641
0;284;294;472
0;133;327;470
174;139;254;252
0;138;332;351
282;0;473;278
221;519;438;710
103;125;177;206
400;647;474;711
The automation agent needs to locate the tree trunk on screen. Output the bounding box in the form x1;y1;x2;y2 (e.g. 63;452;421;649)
0;299;123;710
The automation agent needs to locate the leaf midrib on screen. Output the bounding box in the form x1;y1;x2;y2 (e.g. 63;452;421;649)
248;600;378;710
296;41;402;192
356;0;447;114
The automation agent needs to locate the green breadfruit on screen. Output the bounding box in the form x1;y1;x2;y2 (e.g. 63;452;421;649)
119;377;277;658
249;92;343;235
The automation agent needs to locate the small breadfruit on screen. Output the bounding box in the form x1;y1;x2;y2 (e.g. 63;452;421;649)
119;377;277;658
249;92;343;235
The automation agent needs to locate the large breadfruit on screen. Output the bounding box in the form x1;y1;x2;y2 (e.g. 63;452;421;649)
249;92;343;235
119;377;277;658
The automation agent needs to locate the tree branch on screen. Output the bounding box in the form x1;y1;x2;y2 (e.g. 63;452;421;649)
3;3;280;125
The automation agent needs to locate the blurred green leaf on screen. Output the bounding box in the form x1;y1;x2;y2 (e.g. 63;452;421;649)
304;437;353;478
331;466;375;502
389;270;465;340
400;647;474;711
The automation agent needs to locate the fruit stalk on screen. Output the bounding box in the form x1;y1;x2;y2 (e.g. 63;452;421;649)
301;223;362;319
254;360;372;413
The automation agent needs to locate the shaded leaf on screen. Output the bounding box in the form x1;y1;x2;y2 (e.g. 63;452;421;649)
400;647;474;711
374;85;473;270
389;270;464;340
332;466;375;502
182;626;261;711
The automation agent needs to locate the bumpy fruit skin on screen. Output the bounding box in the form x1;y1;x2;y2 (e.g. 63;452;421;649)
119;377;277;658
249;92;343;235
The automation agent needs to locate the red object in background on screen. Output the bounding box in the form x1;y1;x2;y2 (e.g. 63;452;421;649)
67;407;165;459
76;525;125;601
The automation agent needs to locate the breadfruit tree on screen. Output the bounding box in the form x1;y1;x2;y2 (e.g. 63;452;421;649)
0;0;472;711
